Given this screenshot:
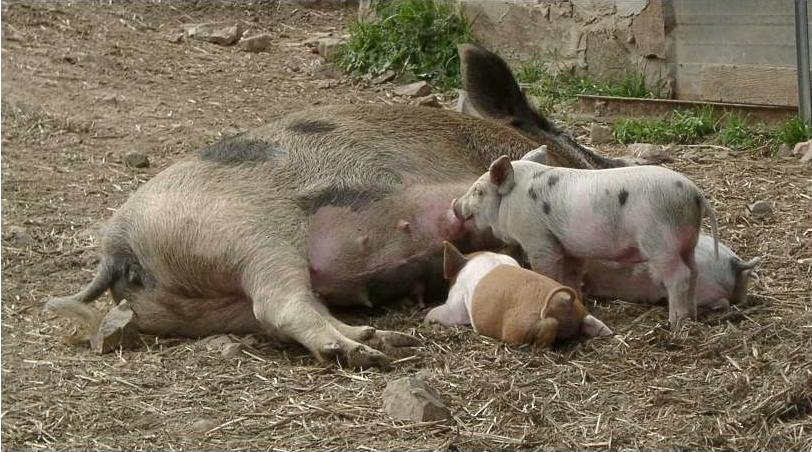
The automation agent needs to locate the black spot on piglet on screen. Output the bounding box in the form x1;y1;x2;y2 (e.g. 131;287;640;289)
543;202;551;214
528;187;538;200
618;189;629;206
675;180;684;189
548;174;560;187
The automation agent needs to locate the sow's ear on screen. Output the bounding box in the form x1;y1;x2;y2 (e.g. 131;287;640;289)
520;145;548;164
442;241;469;280
489;155;515;195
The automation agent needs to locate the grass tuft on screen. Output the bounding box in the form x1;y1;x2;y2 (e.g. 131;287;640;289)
335;0;474;91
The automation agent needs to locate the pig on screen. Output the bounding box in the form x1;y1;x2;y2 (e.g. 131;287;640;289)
308;183;478;308
582;235;761;310
45;44;657;369
424;242;612;347
451;147;719;328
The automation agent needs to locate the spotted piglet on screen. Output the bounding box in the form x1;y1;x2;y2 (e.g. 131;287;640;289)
583;235;761;310
451;147;719;328
424;242;612;348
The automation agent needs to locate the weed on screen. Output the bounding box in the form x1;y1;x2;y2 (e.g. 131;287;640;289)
613;107;717;145
335;0;474;91
775;116;811;146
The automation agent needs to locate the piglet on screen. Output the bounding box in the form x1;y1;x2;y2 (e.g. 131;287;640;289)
424;242;612;348
582;235;761;310
452;146;719;328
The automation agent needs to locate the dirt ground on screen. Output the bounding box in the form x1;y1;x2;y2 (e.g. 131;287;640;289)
2;2;811;450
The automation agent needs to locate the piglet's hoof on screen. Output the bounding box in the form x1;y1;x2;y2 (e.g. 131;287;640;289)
319;341;392;370
363;330;421;358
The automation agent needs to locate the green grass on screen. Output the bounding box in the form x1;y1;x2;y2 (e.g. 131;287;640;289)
775;116;812;145
612;109;810;152
334;0;475;91
515;61;664;112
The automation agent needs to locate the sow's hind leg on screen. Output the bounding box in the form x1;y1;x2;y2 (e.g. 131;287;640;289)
242;248;419;369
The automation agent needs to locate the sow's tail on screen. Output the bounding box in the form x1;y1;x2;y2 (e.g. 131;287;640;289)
45;255;124;342
458;43;668;169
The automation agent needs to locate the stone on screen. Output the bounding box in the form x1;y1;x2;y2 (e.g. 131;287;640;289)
627;142;662;159
747;200;773;219
317;37;344;59
394;81;431;98
801;145;812;164
777;143;794;158
414;95;441;108
793;139;812;157
124;152;150;168
167;32;184;44
186;22;244;46
221;342;243;358
91;300;140;354
372;70;396;85
190;418;219;433
202;334;243;358
239;33;273;53
382;377;451;422
590;122;614;144
3;225;33;247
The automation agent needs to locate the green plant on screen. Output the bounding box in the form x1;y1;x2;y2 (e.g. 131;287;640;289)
775;116;811;146
612;107;718;145
335;0;474;90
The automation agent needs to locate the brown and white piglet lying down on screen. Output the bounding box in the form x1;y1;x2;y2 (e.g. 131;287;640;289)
583;234;761;310
424;242;612;348
452;146;719;328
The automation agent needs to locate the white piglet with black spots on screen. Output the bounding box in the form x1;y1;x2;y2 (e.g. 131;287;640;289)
451;146;719;328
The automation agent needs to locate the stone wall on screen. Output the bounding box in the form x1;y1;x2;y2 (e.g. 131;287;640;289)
457;0;807;106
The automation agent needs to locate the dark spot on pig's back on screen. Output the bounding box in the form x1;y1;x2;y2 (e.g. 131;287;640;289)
547;174;559;187
308;188;385;212
528;187;538;200
618;189;629;206
674;180;684;189
287;119;338;134
199;135;286;165
543;201;551;214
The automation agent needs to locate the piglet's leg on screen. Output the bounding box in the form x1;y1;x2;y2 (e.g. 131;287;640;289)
648;251;698;328
526;239;567;284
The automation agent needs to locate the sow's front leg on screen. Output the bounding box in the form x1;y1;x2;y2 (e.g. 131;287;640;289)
242;249;417;369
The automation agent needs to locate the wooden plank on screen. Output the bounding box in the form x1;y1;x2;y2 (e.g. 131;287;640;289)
700;64;800;106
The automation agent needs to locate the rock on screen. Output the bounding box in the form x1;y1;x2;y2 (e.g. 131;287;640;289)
590;123;614;144
792;139;811;156
627;143;664;160
801;145;812;164
124;152;150;168
3;225;33;247
91;300;140;354
302;32;332;49
777;143;794;158
239;33;273;53
186;22;244;46
382;377;451;422
747;200;773;219
372;70;396;85
414;95;441;108
221;342;243;358
394;81;431;98
202;334;244;358
190;418;219;433
167;32;184;44
317;37;344;59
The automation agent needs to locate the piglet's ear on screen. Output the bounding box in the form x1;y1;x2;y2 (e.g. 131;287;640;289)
442;241;468;280
489;155;515;195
